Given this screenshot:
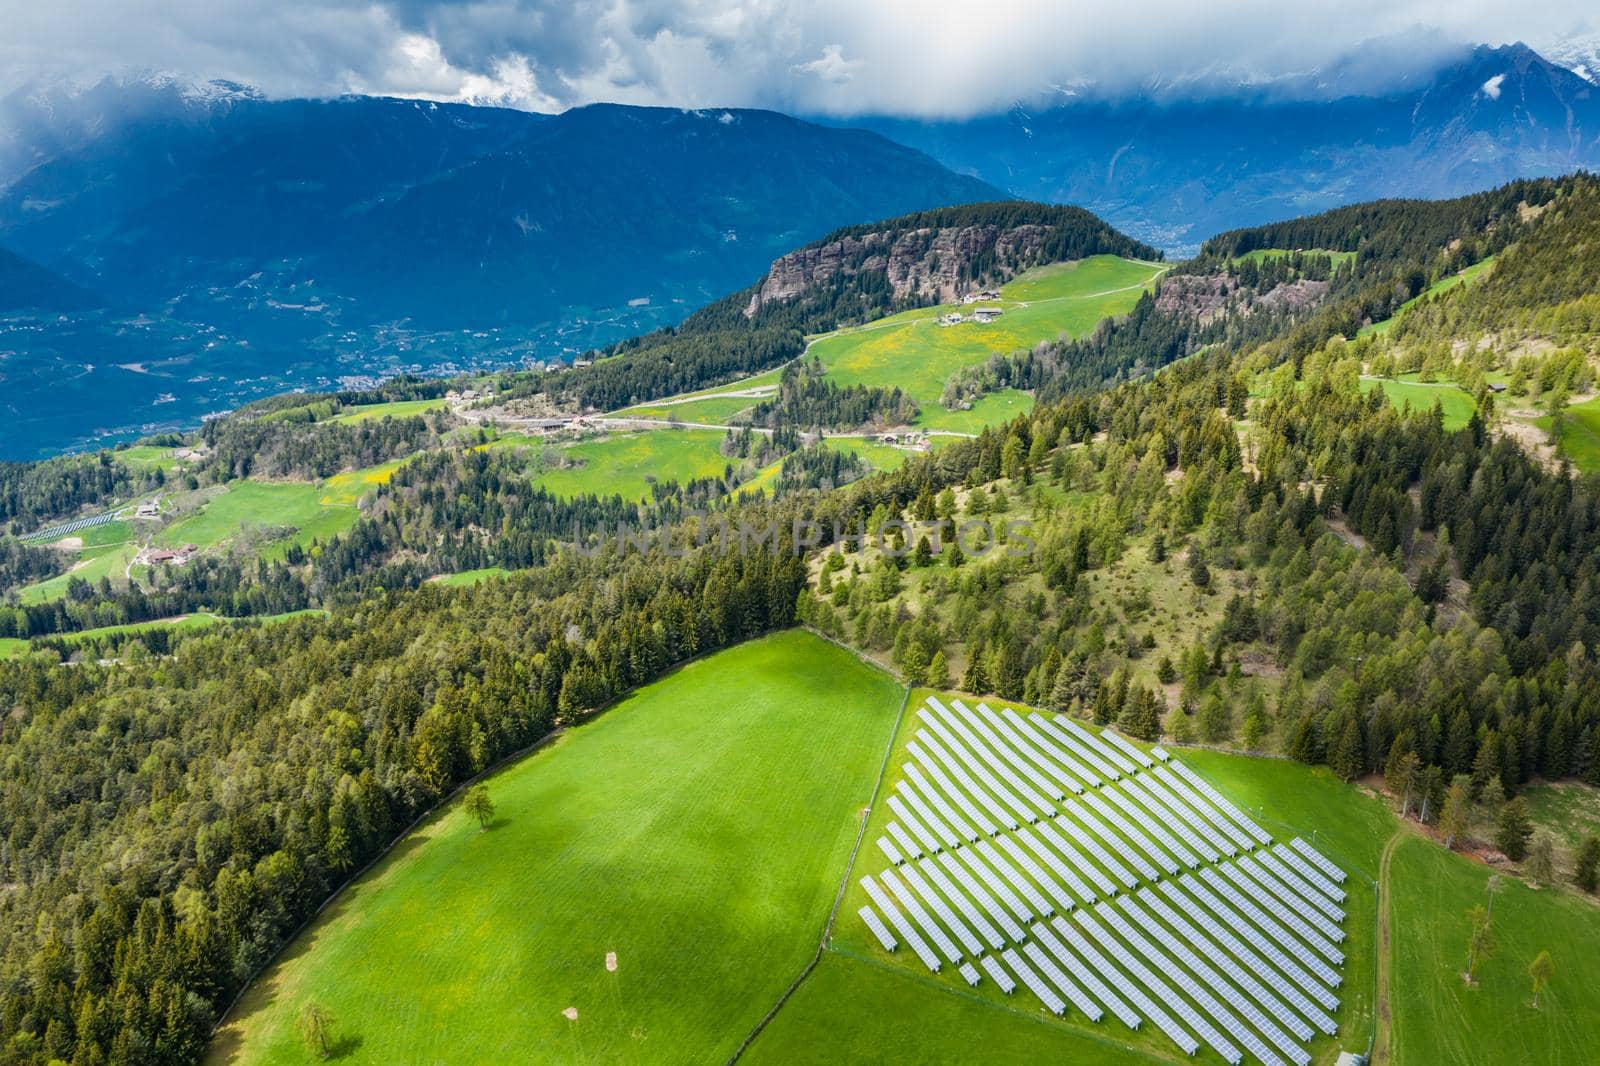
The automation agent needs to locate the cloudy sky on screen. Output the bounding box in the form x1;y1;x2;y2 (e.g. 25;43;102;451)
3;1;1596;116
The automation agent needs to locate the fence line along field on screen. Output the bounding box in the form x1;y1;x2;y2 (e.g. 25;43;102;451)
208;630;904;1064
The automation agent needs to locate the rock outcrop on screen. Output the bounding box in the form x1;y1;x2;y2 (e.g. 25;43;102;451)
745;223;1053;316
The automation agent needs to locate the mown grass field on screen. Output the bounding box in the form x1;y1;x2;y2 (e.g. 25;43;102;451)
806;256;1163;435
1388;832;1600;1066
1361;378;1476;431
608;394;765;426
428;566;512;588
1232;248;1356;271
823;690;1384;1064
210;630;906;1065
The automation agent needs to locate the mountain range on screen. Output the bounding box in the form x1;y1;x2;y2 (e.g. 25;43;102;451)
2;40;1600;459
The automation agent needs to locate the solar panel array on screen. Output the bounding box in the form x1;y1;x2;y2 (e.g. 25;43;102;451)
856;697;1351;1065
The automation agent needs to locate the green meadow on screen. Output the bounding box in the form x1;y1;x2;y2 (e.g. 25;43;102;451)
428;566;512;588
806;256;1164;434
608;393;765;426
1361;377;1477;430
1360;256;1497;337
209;630;905;1065
330;398;447;424
1536;394;1600;475
532;429;750;502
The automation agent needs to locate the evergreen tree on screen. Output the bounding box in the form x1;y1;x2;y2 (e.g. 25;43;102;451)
1496;796;1533;861
926;650;951;689
1525;830;1556;884
1574;835;1600;893
1330;714;1364;780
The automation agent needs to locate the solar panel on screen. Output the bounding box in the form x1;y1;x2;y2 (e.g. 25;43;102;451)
1234;858;1345;949
1170;761;1273;845
1168;877;1341;1017
897;863;985;956
1139;889;1316;1044
858;905;897;952
1154;766;1258;852
949;847;1034;929
917;715;1036;826
1151;745;1172;761
935;852;1026;942
990;709;1088;794
1127;774;1232;859
973;839;1052;918
992;832;1081;909
875;835;904;866
1006;828;1095;908
1081;793;1170;877
894;782;961;850
1200;868;1342;987
958;961;981;987
860;874;940;973
1102;786;1201;869
1033;820;1116;897
953;699;1066;802
886;795;943;855
880;869;963;965
1058;812;1139;889
1008;711;1102;788
979;953;1016;993
1096;904;1244;1065
1074;910;1200;1056
1101;727;1156;769
1028;922;1116;1023
1256;851;1345;923
1286;838;1347;890
904;757;990;839
1029;713;1121;780
915;730;1020;830
1002;947;1065;1016
1047;917;1145;1032
1023;940;1101;1020
1055;716;1140;775
1120;895;1307;1065
886;820;922;862
916;856;1006;950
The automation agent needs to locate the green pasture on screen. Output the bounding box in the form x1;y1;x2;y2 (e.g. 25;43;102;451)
534;429;736;502
331;399;447;424
210;630;905;1065
1361;377;1477;431
806;256;1162;433
1536;394;1600;475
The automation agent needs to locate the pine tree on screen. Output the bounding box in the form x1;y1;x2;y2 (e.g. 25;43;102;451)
1469;731;1501;799
1440;779;1472;848
1330;714;1364;780
1525;830;1556;884
961;651;988;695
1574;835;1600;893
1444;709;1474;775
1048;661;1075;711
1496;796;1533;861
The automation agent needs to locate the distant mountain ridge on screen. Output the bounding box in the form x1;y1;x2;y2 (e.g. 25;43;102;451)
848;43;1600;252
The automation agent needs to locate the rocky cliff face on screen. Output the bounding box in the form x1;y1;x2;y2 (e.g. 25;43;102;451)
745;223;1052;316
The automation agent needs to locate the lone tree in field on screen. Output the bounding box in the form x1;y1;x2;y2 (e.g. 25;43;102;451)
298;1001;335;1059
1464;904;1496;983
464;784;495;831
1528;950;1555;1009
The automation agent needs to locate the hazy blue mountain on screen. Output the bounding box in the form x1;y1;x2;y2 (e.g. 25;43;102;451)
851;43;1600;251
0;245;100;312
0;82;1000;459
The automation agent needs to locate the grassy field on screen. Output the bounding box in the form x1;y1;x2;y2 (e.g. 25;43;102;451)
823;690;1384;1064
805;256;1163;435
210;630;906;1065
534;429;736;502
608;394;764;426
1361;378;1476;431
18;543;136;604
1233;248;1356;270
330;399;447;424
746;951;1148;1064
1388;832;1600;1066
428;566;512;587
0;638;28;660
1535;395;1600;475
824;437;914;474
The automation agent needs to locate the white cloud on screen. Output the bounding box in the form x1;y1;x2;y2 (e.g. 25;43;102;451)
0;1;1594;118
791;44;859;85
1481;72;1506;98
